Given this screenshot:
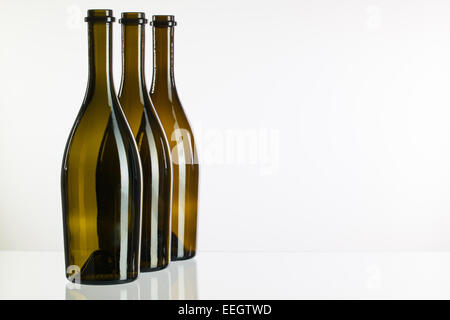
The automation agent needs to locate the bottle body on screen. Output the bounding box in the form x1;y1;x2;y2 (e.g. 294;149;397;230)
118;13;172;271
61;10;142;284
150;16;199;260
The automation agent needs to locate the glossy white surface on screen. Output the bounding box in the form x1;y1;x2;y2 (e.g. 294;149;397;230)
1;251;450;299
5;1;450;254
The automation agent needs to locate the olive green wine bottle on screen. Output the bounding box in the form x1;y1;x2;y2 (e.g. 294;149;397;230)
61;9;143;284
150;15;199;260
118;12;172;271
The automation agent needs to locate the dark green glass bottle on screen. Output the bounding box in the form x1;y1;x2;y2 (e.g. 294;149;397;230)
118;12;172;272
61;9;143;284
150;15;199;260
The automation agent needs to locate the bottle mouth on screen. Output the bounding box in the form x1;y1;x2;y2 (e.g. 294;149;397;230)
150;15;177;27
84;9;115;23
119;12;148;25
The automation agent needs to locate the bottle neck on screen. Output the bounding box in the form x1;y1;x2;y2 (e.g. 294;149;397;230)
119;24;146;96
151;26;176;95
87;22;115;95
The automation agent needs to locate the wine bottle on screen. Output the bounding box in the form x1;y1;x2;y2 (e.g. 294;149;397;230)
61;9;143;284
150;15;199;260
118;12;172;271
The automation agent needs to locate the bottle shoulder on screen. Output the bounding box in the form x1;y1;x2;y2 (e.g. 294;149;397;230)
150;92;194;129
148;88;198;162
64;99;138;155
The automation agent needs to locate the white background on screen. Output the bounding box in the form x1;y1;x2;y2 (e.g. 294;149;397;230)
2;0;450;253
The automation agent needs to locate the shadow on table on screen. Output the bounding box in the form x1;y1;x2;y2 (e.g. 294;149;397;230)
65;258;198;300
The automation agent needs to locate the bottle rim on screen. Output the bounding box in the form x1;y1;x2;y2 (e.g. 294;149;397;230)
150;15;177;27
119;12;148;25
84;9;115;23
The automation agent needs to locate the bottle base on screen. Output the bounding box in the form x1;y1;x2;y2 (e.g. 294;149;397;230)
140;263;169;273
66;277;138;286
171;252;196;261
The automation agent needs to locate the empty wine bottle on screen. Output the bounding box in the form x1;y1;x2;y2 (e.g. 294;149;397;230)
118;12;172;271
150;15;199;260
61;9;143;284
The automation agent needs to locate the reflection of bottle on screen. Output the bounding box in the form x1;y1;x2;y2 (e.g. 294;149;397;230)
65;259;199;300
118;12;172;272
169;259;198;299
65;281;140;300
150;15;199;261
61;9;142;284
138;269;171;300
